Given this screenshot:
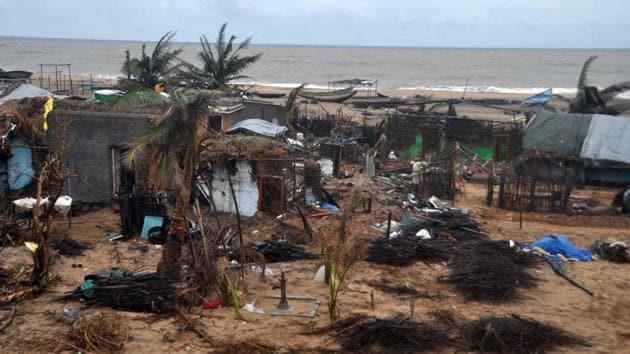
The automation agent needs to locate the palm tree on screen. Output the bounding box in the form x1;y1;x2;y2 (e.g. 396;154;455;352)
114;89;215;278
198;23;262;88
122;31;183;88
569;56;630;115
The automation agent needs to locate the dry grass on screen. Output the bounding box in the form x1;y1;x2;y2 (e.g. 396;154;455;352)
24;310;129;352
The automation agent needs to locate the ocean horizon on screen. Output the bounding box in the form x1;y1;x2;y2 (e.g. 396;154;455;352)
2;36;630;97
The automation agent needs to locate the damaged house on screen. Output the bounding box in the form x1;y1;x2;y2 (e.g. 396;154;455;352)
46;101;160;205
208;98;287;132
488;109;630;213
197;131;297;217
520;109;630;185
194;113;304;217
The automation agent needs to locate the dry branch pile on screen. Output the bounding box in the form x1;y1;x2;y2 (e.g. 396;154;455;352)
318;313;451;353
366;236;451;266
64;310;129;352
461;314;591;353
441;240;538;302
58;272;176;313
51;237;90;257
248;240;320;263
24;310;129;352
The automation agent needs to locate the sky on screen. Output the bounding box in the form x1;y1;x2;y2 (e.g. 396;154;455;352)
0;0;629;48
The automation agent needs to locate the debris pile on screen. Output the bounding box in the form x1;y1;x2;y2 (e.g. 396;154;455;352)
441;240;538;302
51;237;89;257
461;314;591;353
58;271;176;313
247;240;320;263
319;313;451;353
366;236;451;266
402;209;486;241
591;240;629;263
64;310;129;352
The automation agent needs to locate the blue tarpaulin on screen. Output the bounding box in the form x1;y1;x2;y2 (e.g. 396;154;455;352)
5;138;34;190
532;235;592;261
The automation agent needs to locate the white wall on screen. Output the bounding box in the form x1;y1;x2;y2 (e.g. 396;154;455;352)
212;161;259;217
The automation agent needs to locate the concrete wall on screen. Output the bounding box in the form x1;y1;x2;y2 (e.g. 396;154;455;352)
226;100;286;128
211;160;259;217
48;111;155;203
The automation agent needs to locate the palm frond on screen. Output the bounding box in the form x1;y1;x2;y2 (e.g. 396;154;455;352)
285;84;305;127
122;31;182;87
112;90;170;111
197;23;261;88
600;81;630;101
577;56;598;91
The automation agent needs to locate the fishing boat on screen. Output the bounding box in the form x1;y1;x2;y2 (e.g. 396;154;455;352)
253;92;286;99
523;88;553;106
298;87;357;103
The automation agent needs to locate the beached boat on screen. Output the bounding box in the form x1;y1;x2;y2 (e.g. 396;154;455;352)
253;92;286;99
0;70;33;80
298;87;357;103
523;88;553;106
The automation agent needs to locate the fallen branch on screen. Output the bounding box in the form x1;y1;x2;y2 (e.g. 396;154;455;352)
0;308;16;333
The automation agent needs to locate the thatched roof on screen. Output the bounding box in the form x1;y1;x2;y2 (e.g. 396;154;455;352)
201;133;293;162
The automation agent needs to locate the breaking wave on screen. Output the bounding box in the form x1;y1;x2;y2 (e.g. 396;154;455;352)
397;85;630;99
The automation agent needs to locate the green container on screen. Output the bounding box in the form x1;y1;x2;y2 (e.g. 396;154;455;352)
94;89;124;102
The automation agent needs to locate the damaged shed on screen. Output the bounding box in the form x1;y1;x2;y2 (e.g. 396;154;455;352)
522;109;630;185
197;134;298;217
47;104;160;204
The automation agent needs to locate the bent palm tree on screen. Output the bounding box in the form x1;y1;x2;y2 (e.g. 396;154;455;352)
198;23;262;88
114;89;215;278
570;56;630;115
122;31;183;88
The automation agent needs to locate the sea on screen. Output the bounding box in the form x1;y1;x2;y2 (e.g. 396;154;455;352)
2;36;630;97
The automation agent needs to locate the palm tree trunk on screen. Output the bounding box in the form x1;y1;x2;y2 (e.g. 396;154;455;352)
157;153;195;279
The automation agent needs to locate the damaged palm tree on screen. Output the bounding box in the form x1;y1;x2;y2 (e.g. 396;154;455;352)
322;227;366;321
30;126;73;289
116;89;218;279
568;56;630;115
197;23;262;88
121;31;183;88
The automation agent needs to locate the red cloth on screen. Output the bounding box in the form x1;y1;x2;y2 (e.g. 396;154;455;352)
202;299;222;310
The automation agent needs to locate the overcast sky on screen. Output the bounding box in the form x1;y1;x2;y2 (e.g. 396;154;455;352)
0;0;628;48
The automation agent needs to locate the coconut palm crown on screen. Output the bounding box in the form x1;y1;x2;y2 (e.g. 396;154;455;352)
197;23;262;88
122;31;183;88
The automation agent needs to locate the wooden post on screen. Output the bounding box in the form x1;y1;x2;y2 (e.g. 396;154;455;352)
227;170;245;280
67;64;73;95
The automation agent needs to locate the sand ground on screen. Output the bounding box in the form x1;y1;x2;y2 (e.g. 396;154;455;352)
2;181;629;353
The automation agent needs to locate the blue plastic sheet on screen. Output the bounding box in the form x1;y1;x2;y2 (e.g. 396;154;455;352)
321;202;340;213
6;138;34;190
532;235;592;261
140;216;164;239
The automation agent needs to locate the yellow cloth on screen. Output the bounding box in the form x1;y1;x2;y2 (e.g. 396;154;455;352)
43;97;54;131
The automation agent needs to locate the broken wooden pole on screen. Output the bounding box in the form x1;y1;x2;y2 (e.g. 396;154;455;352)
386;210;392;237
227;170;245;280
296;205;314;243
